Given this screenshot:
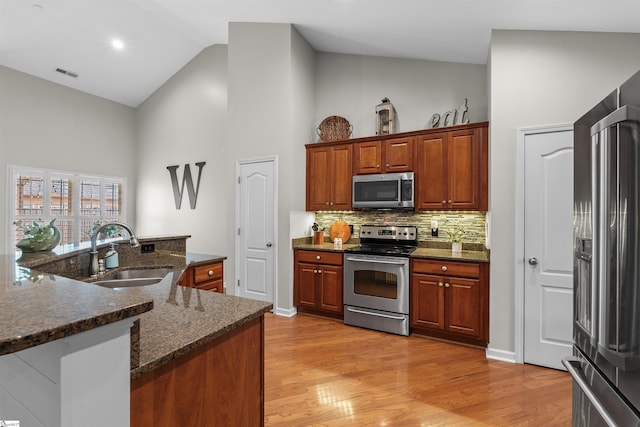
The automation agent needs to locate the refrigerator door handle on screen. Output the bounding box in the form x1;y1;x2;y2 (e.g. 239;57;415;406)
590;104;640;135
563;357;617;427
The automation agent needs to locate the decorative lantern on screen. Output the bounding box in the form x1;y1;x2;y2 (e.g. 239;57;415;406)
375;97;397;135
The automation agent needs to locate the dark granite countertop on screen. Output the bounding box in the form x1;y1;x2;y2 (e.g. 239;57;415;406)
292;241;360;252
0;254;153;356
1;241;272;380
292;237;490;262
125;253;272;379
410;247;489;263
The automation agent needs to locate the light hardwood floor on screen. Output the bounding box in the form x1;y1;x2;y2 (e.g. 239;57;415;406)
264;313;572;426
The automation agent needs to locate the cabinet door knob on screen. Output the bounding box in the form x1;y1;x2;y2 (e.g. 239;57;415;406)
441;200;447;204
316;255;321;260
208;270;214;276
386;163;390;167
441;265;448;272
445;283;450;288
438;282;443;287
377;164;380;168
528;257;538;266
448;200;452;204
314;269;318;273
326;201;330;205
317;269;322;274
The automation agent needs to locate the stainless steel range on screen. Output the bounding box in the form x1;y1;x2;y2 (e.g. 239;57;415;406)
343;225;418;336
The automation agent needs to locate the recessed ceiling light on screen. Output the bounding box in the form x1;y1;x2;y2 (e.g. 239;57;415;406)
111;39;124;50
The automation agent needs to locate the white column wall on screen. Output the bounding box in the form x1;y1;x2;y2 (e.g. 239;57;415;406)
488;30;640;355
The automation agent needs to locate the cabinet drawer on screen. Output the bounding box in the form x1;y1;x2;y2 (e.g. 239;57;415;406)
296;250;343;266
194;262;223;284
196;280;223;293
412;259;479;278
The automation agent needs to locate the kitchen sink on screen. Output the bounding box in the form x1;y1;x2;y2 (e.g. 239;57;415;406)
113;267;173;280
93;267;173;289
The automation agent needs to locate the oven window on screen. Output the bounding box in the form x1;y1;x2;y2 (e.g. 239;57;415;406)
353;270;398;299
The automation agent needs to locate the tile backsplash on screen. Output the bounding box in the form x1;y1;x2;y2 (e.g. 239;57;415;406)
314;211;487;245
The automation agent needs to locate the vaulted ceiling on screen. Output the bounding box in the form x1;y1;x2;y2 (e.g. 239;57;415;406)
1;0;638;107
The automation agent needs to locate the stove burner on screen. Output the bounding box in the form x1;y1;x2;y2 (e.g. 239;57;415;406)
346;224;418;257
348;244;417;256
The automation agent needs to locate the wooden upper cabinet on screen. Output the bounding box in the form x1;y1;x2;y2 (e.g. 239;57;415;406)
305;121;488;212
415;134;447;209
354;137;414;174
354;141;382;174
306;143;352;211
415;124;488;211
384;137;414;173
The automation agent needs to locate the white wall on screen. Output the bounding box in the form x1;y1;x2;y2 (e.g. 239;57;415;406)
489;30;640;354
0;66;137;254
227;23;315;311
135;45;229;256
315;53;488;138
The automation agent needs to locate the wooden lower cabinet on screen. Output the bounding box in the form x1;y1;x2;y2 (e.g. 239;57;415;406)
411;258;489;346
294;250;343;318
179;260;224;293
131;316;264;427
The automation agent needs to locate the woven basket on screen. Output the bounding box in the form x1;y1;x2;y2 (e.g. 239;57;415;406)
316;116;352;142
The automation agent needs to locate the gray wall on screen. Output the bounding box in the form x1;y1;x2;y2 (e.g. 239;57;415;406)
315;53;488;138
488;30;640;354
135;45;229;256
226;23;315;311
0;65;137;254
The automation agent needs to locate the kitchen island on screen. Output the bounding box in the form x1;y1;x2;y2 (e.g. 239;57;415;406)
0;238;272;427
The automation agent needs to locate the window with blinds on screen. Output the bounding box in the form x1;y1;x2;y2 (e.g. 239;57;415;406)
9;166;127;252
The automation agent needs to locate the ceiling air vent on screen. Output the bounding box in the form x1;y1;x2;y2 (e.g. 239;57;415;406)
55;67;79;78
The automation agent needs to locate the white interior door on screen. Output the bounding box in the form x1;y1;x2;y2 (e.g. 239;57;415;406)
523;128;574;370
236;158;276;304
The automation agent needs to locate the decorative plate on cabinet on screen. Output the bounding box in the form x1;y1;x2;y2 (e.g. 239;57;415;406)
316;116;352;142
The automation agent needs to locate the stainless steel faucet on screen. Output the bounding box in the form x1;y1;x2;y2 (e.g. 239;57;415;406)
89;222;139;277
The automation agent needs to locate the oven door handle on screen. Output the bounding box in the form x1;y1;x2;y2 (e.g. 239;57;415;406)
562;357;617;427
344;257;407;265
346;307;406;321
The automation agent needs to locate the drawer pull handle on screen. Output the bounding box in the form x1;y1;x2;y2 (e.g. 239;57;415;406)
208;270;214;276
316;255;321;260
441;265;448;272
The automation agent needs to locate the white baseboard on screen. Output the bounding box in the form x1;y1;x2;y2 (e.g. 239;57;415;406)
274;306;297;317
485;347;517;364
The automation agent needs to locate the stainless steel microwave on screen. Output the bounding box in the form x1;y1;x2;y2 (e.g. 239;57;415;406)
352;172;414;209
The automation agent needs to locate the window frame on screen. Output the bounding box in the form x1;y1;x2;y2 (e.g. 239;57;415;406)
7;165;128;253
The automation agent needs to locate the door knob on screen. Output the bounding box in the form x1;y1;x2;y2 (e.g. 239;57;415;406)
266;242;272;248
528;257;538;265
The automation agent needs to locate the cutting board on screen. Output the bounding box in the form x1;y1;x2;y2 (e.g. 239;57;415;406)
329;220;351;243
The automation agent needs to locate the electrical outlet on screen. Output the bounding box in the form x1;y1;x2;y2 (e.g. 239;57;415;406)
141;244;155;253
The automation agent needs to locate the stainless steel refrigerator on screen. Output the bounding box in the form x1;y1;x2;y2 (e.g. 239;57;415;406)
565;70;640;426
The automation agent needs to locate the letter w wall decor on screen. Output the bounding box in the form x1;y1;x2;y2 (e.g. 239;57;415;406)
167;162;206;209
